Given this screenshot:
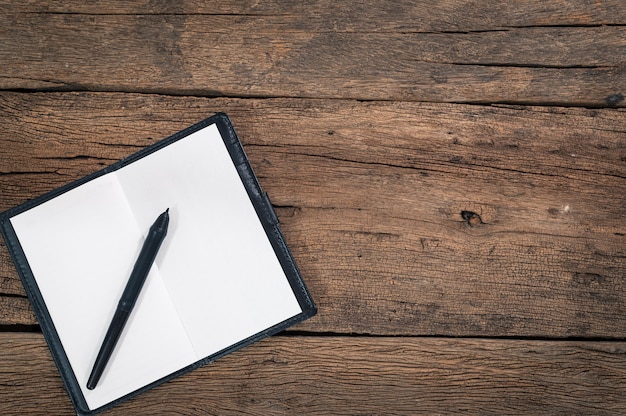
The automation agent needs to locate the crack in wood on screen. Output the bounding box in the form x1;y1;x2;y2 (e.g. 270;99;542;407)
2;85;624;108
444;62;610;70
15;11;294;17
255;146;626;181
32;155;118;162
0;170;62;176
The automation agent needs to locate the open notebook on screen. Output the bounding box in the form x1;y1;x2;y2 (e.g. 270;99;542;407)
0;114;316;415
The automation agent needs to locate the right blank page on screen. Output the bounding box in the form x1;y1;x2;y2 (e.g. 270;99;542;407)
116;123;303;358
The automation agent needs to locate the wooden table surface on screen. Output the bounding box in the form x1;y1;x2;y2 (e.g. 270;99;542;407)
1;1;625;414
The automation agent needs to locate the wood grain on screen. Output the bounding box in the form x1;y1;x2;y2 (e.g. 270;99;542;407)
1;92;624;337
1;2;625;105
7;0;626;28
1;3;625;414
1;333;625;415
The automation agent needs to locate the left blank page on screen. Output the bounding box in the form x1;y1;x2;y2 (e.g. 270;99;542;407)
9;173;197;410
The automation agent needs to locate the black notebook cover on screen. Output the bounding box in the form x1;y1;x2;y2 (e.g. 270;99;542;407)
0;113;316;415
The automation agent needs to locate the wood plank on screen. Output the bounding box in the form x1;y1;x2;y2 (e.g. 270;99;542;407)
7;0;626;30
1;93;624;337
1;5;624;105
0;239;26;297
1;333;626;415
0;297;36;326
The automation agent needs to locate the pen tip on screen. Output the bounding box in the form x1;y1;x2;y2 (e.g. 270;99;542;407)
165;208;169;214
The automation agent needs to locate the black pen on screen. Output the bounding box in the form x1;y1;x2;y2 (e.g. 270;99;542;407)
87;208;170;390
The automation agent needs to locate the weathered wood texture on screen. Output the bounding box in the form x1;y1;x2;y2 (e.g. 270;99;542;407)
7;0;625;23
1;1;625;106
1;93;624;337
2;2;626;414
2;333;626;415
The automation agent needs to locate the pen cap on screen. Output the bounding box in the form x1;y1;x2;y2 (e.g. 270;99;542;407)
150;209;169;235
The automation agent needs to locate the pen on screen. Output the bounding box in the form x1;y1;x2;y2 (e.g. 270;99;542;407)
87;208;170;390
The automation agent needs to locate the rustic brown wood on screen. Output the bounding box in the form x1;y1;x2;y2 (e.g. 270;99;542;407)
2;2;626;414
1;2;625;105
0;297;35;326
1;333;625;415
0;240;25;297
1;93;624;337
7;0;626;28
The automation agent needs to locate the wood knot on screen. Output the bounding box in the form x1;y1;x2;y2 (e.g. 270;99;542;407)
461;210;483;226
548;205;571;216
606;93;624;107
571;272;605;287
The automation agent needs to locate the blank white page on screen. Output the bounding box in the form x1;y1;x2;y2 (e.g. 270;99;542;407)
116;124;303;357
9;121;303;411
10;173;197;410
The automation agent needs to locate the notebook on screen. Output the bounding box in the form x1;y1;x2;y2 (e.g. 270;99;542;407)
0;113;316;415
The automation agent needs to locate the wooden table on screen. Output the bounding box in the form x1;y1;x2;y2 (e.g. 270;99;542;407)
1;1;625;414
